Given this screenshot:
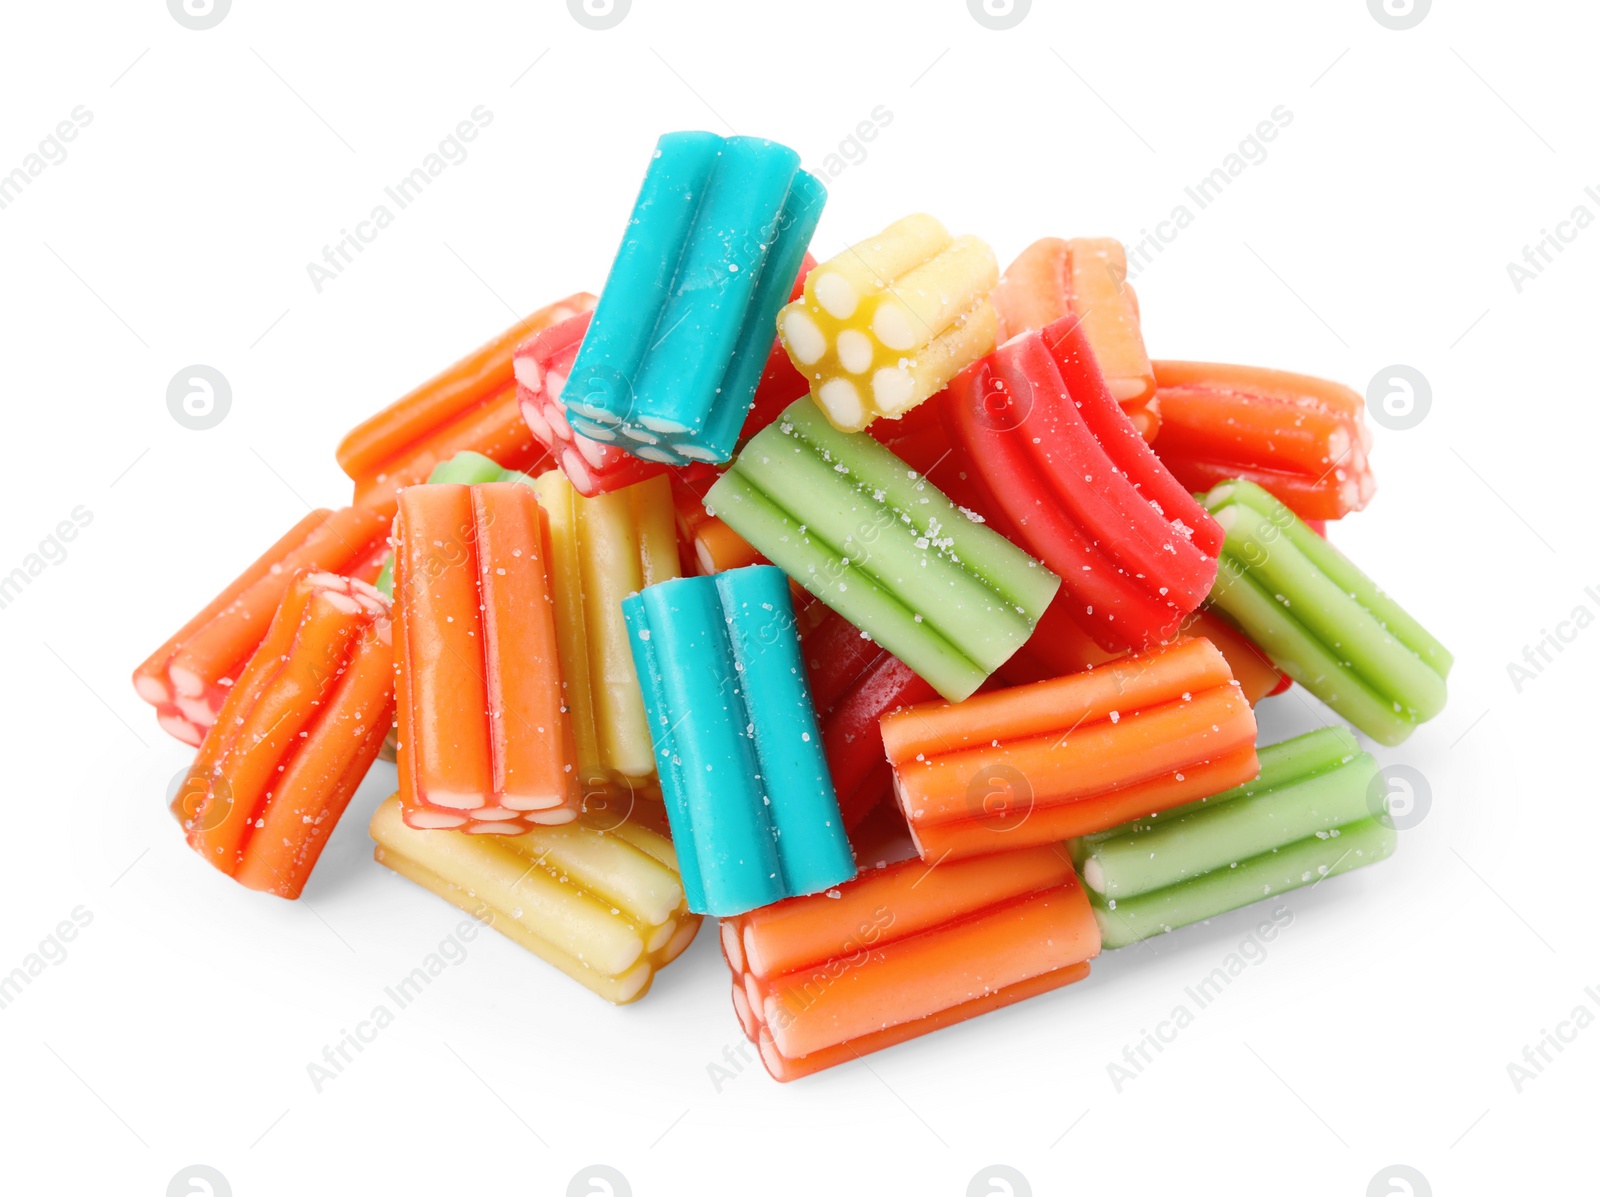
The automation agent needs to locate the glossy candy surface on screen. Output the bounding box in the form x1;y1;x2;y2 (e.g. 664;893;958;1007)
1070;727;1397;948
706;399;1059;702
134;506;388;746
175;572;394;898
943;315;1222;653
1203;479;1450;744
1152;361;1375;521
371;795;700;1003
562;133;825;466
393;483;580;832
722;845;1099;1080
624;565;855;916
884;638;1260;861
779;214;997;431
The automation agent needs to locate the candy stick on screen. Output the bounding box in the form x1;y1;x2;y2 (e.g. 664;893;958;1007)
779;214;998;431
392;482;580;832
705;398;1060;702
883;638;1260;861
563;132;826;465
370;795;700;1004
1202;479;1450;744
1070;727;1397;948
335;293;594;516
176;572;393;898
134;506;389;746
943;314;1222;652
1152;361;1375;521
375;452;675;793
623;565;855;916
994;237;1158;438
722;846;1099;1081
529;469;679;788
517;256;816;497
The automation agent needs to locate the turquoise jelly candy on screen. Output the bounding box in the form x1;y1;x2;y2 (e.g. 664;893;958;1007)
563;132;826;467
623;565;855;916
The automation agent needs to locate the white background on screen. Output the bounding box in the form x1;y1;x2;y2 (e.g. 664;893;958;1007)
0;1;1591;1194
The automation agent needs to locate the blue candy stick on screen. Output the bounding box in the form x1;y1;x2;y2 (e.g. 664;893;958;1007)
565;132;826;466
623;565;855;916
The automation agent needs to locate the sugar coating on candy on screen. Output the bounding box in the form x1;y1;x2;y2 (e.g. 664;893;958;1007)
393;483;582;833
370;795;701;1004
778;214;999;433
1203;478;1449;745
883;638;1259;862
132;506;391;747
942;316;1222;654
174;570;396;899
720;848;1099;1080
561;133;826;467
623;566;855;916
707;400;1059;703
1071;728;1398;949
1152;361;1377;521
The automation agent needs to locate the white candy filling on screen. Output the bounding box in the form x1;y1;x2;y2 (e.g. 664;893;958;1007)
871;299;918;351
731;980;756;1038
661;918;699;961
575;434;608;469
134;674;169;704
813;271;858;319
502;789;572;811
570;401;621;425
525;805;579;825
169;664;206;698
674;443;721;463
639;414;689;435
720;920;744;972
781;309;826;365
1081;856;1106;894
545;377;572;433
644;920;675;953
561;449;594;493
836;329;873;375
423;787;488;811
158;713;204;746
818;379;865;428
742;924;764;978
694;540;717;574
512;357;543;390
320;590;362;615
614;963;652;1003
871;366;915;414
520;399;552;442
176;694;217;727
405;809;469;828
